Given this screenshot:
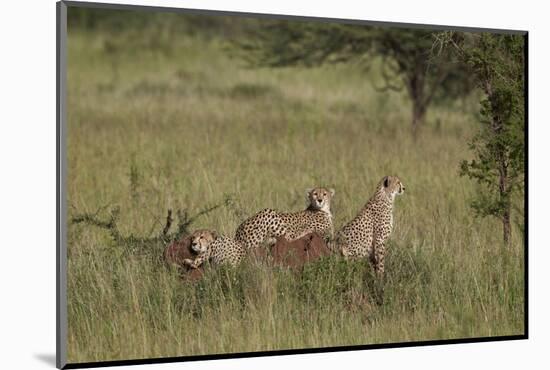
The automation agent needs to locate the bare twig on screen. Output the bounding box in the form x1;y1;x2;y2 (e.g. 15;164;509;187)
162;209;173;237
70;198;229;256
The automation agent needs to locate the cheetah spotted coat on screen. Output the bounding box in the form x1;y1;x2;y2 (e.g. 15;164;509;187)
334;176;404;276
185;232;246;269
235;187;334;250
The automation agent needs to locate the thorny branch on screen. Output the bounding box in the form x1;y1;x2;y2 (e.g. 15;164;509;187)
70;196;232;255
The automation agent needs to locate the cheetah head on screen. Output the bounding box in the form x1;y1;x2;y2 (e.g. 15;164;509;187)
306;187;335;213
190;229;218;254
380;175;405;200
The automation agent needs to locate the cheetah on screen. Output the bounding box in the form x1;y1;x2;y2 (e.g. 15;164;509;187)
333;176;405;277
183;229;246;269
235;187;335;251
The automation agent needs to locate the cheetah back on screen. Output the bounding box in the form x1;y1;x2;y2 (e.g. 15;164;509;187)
235;209;286;250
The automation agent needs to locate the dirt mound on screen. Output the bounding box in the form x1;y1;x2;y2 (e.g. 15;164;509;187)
164;232;333;279
272;233;332;269
164;235;204;282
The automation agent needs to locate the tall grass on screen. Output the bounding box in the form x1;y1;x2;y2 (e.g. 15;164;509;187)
66;24;524;363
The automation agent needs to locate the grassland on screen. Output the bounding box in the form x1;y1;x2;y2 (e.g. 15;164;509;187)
66;22;524;364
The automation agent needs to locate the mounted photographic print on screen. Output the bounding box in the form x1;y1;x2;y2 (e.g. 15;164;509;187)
56;1;527;368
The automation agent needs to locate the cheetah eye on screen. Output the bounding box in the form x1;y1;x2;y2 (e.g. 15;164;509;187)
323;192;327;196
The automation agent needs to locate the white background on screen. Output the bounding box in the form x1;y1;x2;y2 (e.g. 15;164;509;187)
0;0;547;369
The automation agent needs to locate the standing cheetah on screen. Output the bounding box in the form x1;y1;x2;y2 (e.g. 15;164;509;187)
183;229;246;269
334;176;405;277
235;187;335;251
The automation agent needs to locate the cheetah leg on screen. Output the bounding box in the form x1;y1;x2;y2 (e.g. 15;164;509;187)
233;248;246;266
328;239;340;255
337;237;350;257
268;218;287;242
372;237;386;278
265;237;277;246
183;254;206;269
242;232;266;250
327;226;334;242
369;235;386;305
341;245;350;258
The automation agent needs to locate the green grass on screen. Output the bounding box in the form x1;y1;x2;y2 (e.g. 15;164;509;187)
66;27;524;363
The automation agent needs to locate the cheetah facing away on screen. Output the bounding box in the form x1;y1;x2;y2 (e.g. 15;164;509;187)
334;176;405;277
183;229;246;269
235;187;335;251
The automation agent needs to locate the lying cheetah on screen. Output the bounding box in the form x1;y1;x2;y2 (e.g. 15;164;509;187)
183;229;246;269
235;187;335;251
334;176;405;277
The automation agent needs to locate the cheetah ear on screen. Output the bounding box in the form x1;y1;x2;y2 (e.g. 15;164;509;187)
383;176;390;188
211;230;219;240
329;188;335;197
305;188;314;197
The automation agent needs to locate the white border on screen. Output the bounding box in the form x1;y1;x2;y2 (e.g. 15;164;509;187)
2;0;548;369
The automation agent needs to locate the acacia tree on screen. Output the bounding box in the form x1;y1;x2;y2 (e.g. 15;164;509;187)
370;28;460;134
233;21;470;134
442;32;525;245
